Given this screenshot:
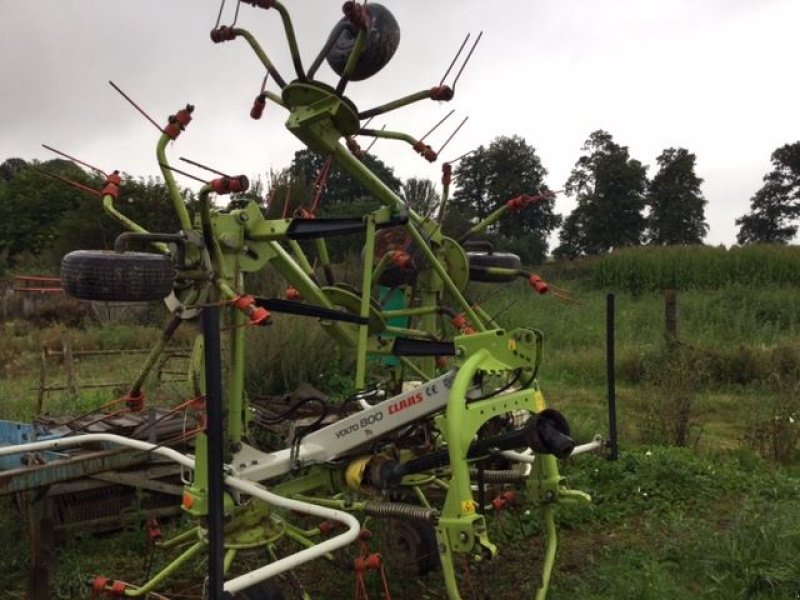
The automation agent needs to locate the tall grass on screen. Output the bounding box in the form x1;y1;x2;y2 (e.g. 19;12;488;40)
591;244;800;292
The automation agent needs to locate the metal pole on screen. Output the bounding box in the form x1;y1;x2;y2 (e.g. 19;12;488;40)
606;293;619;460
203;304;225;599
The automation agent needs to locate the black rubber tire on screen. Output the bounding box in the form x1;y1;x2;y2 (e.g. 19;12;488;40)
384;519;440;576
61;250;174;302
326;4;401;81
467;251;522;283
235;580;286;600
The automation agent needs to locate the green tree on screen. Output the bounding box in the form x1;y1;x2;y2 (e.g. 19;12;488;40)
646;148;708;245
0;158;96;265
402;177;440;217
556;130;648;257
736;142;800;244
0;157;194;271
552;208;587;259
451;135;560;263
289;149;402;210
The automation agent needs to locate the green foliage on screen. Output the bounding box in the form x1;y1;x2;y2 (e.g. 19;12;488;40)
646;147;708;245
0;158;96;265
402;177;440;217
698;499;800;598
737;141;800;244
552;492;800;600
592;244;800;292
244;318;353;398
242;262;356;397
636;347;708;447
0;499;29;594
556;130;648;258
289;149;402;207
744;375;800;463
563;448;737;520
0;158;194;272
452;135;560;263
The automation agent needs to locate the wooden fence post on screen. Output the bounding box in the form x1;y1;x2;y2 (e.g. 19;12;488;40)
37;345;48;414
62;336;79;399
26;490;56;600
665;289;678;345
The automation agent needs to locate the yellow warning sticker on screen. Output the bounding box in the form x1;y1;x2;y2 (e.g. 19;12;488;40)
534;390;546;412
462;500;477;514
508;339;517;351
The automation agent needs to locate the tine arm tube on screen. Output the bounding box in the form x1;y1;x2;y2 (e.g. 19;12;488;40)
0;434;360;596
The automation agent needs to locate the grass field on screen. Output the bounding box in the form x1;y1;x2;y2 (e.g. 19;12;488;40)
0;247;799;599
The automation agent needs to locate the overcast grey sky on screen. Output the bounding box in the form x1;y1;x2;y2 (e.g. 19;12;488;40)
2;0;799;248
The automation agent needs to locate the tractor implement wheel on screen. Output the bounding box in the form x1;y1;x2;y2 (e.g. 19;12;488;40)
384;518;440;576
325;3;401;81
61;250;174;302
467;251;522;283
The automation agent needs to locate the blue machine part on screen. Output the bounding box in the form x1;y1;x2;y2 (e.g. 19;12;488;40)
373;286;410;367
0;420;65;470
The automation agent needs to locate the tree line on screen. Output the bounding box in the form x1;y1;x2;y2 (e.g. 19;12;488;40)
0;132;797;273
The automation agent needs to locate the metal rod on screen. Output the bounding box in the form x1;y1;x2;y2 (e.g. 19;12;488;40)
203;304;226;600
308;20;348;79
41;144;107;176
437;115;469;156
179;157;231;179
158;162;208;185
234;28;288;88
33;168;101;197
108;81;165;134
452;31;483;88
232;0;241;26
606;293;619;460
363;124;385;153
335;25;367;95
444;148;475;165
214;0;227;28
439;33;470;86
274;1;306;81
358;89;431;120
419;109;455;143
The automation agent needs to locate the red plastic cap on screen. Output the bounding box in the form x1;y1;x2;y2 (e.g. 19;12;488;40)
391;250;413;269
529;274;549;295
354;553;383;572
92;576;109;593
319;520;335;535
451;313;468;329
242;0;276;9
210;26;237;43
249;307;271;326
343;1;369;29
234;295;256;310
430;85;454;101
441;163;452;185
212;176;250;196
295;207;316;219
124;391;145;412
250;95;266;120
229;175;249;194
174;105;194;127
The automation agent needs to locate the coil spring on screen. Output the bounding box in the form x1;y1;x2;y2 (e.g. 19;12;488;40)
363;501;439;523
468;469;528;484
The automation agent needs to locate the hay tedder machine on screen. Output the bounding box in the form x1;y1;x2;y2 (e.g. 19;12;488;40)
1;2;608;598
